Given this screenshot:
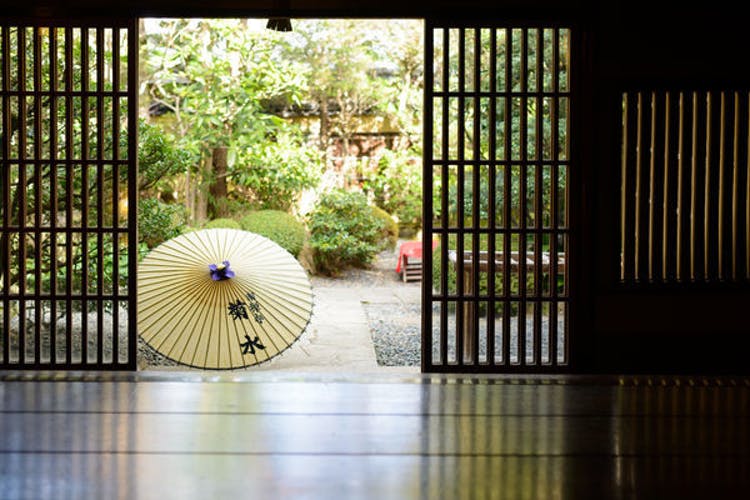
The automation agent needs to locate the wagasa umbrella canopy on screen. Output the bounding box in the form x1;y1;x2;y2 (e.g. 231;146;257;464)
137;228;313;369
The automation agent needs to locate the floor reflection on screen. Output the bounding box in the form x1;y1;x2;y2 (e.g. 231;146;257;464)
0;376;748;499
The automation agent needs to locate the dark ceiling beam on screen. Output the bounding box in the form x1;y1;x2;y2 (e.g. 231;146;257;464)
0;0;587;20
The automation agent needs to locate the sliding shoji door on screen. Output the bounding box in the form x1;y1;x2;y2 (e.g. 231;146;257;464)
0;20;138;370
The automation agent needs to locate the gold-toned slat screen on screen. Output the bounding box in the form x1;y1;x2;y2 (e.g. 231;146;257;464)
620;90;750;283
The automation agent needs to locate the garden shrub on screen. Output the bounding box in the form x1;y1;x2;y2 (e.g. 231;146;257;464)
205;218;242;230
364;149;422;237
232;134;323;211
308;189;385;276
240;210;306;257
138;198;188;250
138;120;194;194
370;206;399;251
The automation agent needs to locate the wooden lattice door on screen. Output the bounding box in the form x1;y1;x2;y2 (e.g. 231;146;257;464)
0;20;138;370
422;22;574;373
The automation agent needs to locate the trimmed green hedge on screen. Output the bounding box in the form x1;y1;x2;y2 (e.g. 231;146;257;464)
205;218;242;230
240;210;306;257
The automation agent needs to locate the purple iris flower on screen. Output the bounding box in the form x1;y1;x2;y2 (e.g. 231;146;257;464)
209;260;235;281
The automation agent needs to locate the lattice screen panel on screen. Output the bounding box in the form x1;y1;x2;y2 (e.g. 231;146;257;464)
423;25;571;372
0;21;138;369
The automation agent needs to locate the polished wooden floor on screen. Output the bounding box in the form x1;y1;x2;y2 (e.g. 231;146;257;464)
0;372;749;499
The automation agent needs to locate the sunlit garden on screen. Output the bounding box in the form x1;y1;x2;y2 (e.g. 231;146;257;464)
138;18;423;274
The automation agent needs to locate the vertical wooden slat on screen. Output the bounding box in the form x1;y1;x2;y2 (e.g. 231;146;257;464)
96;27;105;364
533;28;543;365
33;25;42;365
64;26;73;365
49;26;58;362
648;91;656;281
518;28;528;365
549;28;559;365
18;26;27;365
439;27;449;366
731;92;739;281
690;91;699;281
662;92;671;281
487;27;497;366
562;29;571;365
502;27;512;366
704;92;712;280
80;27;89;363
676;92;685;281
127;18;138;369
456;28;465;365
111;26;120;362
471;27;481;365
718;92;726;280
1;25;10;365
620;93;629;282
634;92;643;280
746;92;750;280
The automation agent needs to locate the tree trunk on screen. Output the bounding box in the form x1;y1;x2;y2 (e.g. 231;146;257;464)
194;158;208;223
319;98;329;156
185;165;194;224
208;146;229;219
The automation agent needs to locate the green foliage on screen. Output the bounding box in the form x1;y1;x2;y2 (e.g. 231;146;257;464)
429;28;570;227
205;218;242;230
142;19;321;220
370;206;399;251
283;20;423;138
231;132;323;211
240;210;306;257
137;120;192;251
138;198;188;249
276;19;424;202
432;28;569;164
308;190;385;275
364;149;422;236
138;120;194;193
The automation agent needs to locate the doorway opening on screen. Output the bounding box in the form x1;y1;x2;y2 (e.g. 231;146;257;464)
0;18;572;373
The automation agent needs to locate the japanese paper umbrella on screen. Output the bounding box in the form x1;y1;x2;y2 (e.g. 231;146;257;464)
137;228;313;369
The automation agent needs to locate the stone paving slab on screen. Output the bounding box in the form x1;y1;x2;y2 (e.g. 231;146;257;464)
251;247;422;372
255;287;381;372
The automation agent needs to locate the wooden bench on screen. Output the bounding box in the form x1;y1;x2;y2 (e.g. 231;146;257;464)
447;250;567;360
396;240;439;283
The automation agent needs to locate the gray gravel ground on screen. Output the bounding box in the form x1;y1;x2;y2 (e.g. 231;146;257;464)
334;243;566;367
364;302;422;366
364;301;566;367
